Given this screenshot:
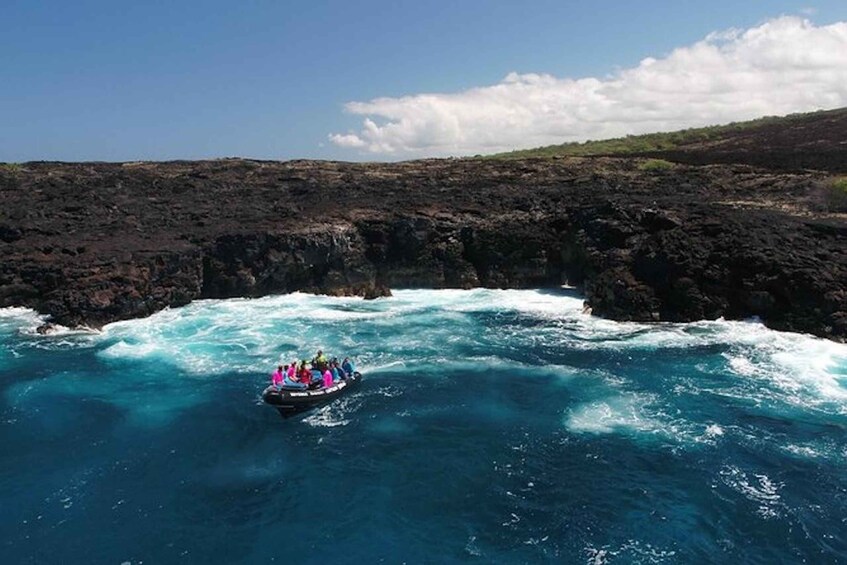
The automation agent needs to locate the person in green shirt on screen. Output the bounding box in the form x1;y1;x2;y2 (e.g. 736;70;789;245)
312;349;328;371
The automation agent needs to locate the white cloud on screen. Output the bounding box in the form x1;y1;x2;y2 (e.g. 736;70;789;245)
328;132;366;148
329;17;847;157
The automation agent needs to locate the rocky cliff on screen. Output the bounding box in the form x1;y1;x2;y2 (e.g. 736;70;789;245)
1;155;845;340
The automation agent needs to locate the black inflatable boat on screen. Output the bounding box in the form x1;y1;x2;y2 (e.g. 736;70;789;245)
262;372;362;417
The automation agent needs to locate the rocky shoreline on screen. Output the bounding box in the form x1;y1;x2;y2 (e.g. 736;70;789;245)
1;155;845;341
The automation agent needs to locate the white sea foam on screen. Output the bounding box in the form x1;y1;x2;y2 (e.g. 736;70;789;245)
783;444;821;459
585;540;676;564
91;289;584;375
0;306;43;321
0;307;48;336
704;424;724;438
780;439;846;462
302;397;357;428
4;289;846;438
464;536;483;557
718;328;847;414
0;307;101;341
719;465;785;519
565;393;681;438
438;288;585;317
101;340;162;360
558;307;847;417
565;390;727;446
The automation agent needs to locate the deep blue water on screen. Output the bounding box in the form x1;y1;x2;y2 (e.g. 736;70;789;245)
1;289;846;564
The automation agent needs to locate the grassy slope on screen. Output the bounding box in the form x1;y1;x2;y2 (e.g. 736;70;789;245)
490;108;844;160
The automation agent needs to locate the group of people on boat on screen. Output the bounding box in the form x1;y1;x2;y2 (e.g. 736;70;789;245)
270;350;356;391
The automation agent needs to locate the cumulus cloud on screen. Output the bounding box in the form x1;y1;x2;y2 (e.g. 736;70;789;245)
329;17;847;157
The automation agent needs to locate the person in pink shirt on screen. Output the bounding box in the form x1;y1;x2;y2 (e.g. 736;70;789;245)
283;363;308;390
272;365;284;388
287;363;297;380
323;368;333;388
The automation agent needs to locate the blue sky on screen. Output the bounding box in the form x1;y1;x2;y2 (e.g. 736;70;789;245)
2;1;846;162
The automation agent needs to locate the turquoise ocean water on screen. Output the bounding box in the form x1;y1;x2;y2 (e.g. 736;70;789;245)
1;289;846;563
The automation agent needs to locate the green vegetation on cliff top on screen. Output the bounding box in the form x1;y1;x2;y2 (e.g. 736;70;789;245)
827;176;847;212
637;158;674;172
489;108;841;160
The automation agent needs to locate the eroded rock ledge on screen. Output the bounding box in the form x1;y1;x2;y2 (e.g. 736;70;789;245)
0;158;844;340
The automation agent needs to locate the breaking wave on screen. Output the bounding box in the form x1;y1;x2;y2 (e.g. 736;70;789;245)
1;289;846;562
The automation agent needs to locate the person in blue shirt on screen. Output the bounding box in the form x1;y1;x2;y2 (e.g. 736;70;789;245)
341;357;355;378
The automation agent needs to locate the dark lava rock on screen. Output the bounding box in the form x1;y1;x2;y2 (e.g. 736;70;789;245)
0;157;844;341
0;225;22;243
363;284;392;300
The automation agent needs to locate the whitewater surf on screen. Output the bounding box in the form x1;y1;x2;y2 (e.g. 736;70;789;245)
1;289;846;562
